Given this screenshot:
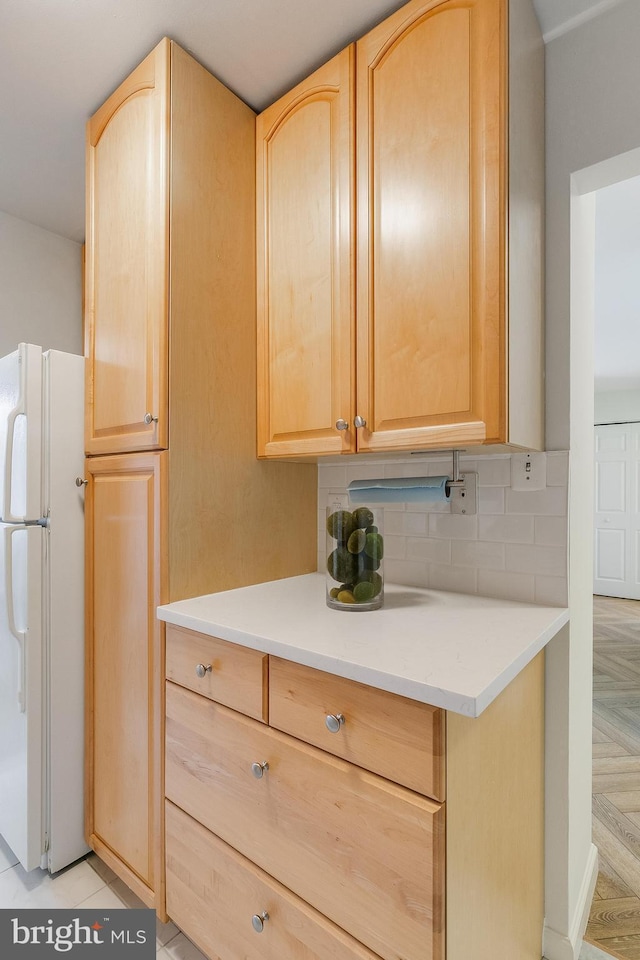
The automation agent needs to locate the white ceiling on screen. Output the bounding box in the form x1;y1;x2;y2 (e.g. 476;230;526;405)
0;0;619;243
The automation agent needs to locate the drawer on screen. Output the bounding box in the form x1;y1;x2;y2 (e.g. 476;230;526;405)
270;657;445;800
165;800;381;960
166;624;267;721
166;682;445;960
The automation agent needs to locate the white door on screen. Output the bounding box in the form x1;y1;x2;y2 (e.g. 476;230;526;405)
0;522;44;871
594;422;640;599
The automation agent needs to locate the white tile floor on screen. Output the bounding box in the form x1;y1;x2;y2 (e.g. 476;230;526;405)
1;833;615;960
0;834;207;959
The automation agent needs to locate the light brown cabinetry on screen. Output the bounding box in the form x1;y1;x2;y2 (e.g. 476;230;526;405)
257;0;544;457
84;40;317;912
164;629;545;960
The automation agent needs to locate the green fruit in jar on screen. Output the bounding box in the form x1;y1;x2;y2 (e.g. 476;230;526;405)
365;524;378;535
364;532;384;561
326;510;356;542
347;529;366;554
337;590;356;604
329;587;341;599
352;506;375;529
327;546;359;584
357;570;383;598
353;581;375;603
363;553;381;571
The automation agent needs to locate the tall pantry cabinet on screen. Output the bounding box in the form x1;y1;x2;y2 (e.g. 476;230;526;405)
83;39;317;912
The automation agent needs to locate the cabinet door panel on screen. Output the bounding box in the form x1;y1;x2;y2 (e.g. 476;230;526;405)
356;0;505;451
166;684;444;960
257;48;355;457
85;452;166;899
85;41;169;455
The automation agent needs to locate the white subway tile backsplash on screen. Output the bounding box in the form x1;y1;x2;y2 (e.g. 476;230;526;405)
406;537;452;564
478;486;505;515
317;465;348;489
535;575;568;606
384;535;407;560
427;563;479;594
474;458;511;486
429;513;479;540
451;540;506;569
534;516;568;546
505;486;568;516
316;451;569;607
384;559;429;588
546;452;569;487
477;569;536;603
505;543;567;577
478;515;535;543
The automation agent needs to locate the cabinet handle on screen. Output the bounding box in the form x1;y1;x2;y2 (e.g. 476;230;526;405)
251;760;269;779
325;713;345;734
75;477;88;487
251;912;269;933
195;663;212;679
143;412;158;425
335;419;349;431
354;415;366;428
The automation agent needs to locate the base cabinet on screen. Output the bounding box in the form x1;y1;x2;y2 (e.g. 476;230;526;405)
164;625;544;960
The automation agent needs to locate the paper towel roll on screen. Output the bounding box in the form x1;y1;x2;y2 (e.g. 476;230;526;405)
348;476;450;504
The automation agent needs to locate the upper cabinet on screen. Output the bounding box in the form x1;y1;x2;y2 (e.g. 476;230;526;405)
257;0;544;458
85;43;169;455
256;49;355;457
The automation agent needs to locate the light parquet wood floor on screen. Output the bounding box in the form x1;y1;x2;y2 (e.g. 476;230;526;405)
585;595;640;960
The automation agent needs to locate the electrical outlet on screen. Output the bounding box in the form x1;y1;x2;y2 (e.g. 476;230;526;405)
511;453;547;492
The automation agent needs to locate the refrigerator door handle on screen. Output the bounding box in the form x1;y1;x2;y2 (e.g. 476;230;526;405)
4;524;26;712
3;400;24;523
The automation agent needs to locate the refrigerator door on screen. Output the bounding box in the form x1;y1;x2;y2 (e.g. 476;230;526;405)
0;344;44;523
44;349;89;871
0;521;44;871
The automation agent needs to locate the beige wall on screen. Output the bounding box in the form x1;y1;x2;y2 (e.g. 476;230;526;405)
545;2;640;956
0;210;82;358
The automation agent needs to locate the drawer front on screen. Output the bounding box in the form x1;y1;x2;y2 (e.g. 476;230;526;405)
166;624;267;721
166;683;444;960
270;657;445;800
166;800;381;960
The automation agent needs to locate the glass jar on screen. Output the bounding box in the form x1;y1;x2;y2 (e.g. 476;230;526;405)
325;494;384;611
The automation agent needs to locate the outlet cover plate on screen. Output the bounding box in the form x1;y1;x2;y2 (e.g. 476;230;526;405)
511;453;547;492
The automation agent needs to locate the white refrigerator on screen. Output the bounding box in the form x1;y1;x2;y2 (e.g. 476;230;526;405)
0;342;88;873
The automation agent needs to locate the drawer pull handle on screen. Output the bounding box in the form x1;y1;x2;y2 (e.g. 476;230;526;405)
251;760;269;779
325;713;345;733
251;912;269;933
195;663;212;679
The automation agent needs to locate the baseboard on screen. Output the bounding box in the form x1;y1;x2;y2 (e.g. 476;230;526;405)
543;842;599;960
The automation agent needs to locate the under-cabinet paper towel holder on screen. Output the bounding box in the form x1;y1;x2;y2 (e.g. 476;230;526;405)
446;450;477;515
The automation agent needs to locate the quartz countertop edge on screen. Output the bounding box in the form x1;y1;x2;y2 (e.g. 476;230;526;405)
157;573;569;718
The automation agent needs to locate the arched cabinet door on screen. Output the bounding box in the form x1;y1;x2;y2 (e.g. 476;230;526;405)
85;40;170;456
356;0;506;453
256;47;355;458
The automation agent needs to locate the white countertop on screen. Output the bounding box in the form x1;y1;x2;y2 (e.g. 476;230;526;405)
157;573;568;717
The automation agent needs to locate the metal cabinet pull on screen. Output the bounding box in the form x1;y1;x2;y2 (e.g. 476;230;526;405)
75;477;88;487
251;912;269;933
143;412;158;425
251;760;269;779
325;713;345;734
195;663;212;678
354;415;366;428
335;419;349;431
